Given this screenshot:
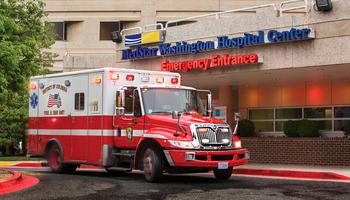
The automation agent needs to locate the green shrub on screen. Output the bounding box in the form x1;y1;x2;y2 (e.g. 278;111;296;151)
344;122;350;136
237;119;255;137
283;120;299;137
296;120;319;137
283;120;319;137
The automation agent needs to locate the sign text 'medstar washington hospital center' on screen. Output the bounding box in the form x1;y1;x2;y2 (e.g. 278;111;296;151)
121;27;315;72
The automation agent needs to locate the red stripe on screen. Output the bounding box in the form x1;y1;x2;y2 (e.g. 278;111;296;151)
28;116;114;130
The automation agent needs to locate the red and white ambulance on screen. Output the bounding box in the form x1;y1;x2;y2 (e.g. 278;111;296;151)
27;68;248;182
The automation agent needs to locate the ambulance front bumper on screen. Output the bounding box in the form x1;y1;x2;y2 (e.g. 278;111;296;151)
163;148;248;168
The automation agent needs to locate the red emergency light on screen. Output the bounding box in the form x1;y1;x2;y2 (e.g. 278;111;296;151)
126;74;135;81
171;77;179;84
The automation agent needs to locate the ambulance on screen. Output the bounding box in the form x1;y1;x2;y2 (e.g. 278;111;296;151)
27;68;248;182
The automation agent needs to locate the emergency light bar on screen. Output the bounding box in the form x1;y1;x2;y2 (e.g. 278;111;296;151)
126;74;135;81
156;77;164;83
110;72;119;80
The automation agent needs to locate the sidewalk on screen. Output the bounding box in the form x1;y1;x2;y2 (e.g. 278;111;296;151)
1;161;349;182
236;164;350;177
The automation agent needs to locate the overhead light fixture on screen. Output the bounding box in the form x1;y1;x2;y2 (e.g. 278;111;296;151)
315;0;332;12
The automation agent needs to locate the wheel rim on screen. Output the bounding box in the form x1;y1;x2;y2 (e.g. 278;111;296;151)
143;155;153;177
50;148;61;169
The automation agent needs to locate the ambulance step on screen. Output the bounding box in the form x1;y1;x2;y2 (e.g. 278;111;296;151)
112;153;134;158
106;166;132;172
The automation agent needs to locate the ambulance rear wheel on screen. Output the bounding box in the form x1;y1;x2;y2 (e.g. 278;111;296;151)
48;144;77;173
213;167;233;180
143;148;163;182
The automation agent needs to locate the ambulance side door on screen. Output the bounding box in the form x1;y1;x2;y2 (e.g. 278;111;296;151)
69;75;89;161
115;87;144;149
87;73;103;164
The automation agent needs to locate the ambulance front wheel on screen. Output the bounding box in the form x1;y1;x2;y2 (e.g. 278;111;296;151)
213;167;233;180
142;148;163;182
48;143;77;173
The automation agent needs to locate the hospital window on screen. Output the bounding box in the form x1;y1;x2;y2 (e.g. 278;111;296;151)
304;107;332;131
74;93;85;110
275;108;302;131
249;109;274;132
249;106;349;133
334;106;350;131
51;22;67;41
100;22;122;40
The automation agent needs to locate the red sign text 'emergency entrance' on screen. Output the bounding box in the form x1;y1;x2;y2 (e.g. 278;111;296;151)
161;53;260;72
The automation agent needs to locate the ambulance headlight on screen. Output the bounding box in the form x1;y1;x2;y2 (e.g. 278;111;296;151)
168;140;194;149
220;128;229;133
201;139;210;144
222;139;230;144
233;140;242;149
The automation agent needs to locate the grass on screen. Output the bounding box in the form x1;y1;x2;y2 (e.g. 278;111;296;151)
0;156;44;161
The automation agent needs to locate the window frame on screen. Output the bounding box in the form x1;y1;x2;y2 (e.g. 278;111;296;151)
74;92;85;111
51;22;67;41
123;87;144;116
99;21;122;41
334;106;350;131
248;105;350;134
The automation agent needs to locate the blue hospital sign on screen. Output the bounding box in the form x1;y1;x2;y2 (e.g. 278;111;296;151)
122;27;315;60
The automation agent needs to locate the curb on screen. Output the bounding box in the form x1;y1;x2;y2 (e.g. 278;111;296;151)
0;169;39;195
0;169;22;185
2;161;350;182
233;168;350;181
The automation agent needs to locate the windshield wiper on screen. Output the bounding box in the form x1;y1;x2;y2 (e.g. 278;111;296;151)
150;111;172;114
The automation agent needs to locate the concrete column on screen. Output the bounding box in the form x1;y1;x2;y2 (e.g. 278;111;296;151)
218;85;234;128
140;0;157;27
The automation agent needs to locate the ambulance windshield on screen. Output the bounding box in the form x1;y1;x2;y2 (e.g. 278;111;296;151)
141;88;206;115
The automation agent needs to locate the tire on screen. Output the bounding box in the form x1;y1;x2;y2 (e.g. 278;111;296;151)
213;167;233;180
47;144;77;173
142;148;163;182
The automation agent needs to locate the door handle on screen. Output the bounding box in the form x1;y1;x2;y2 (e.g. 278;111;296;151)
120;117;133;121
117;126;121;137
132;118;138;124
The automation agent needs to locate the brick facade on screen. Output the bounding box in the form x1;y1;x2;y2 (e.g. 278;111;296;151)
241;138;350;166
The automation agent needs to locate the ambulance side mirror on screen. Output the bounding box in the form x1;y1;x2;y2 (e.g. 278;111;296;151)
207;93;212;117
234;112;241;121
116;90;125;116
197;89;212;117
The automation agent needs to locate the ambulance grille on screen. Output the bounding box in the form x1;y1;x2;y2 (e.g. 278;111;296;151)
196;127;232;146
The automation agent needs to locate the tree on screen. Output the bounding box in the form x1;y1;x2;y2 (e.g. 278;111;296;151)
0;0;55;154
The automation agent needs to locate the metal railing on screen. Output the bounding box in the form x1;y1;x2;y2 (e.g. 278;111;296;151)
120;27;142;36
120;0;310;36
165;4;277;29
143;23;164;32
280;0;309;16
